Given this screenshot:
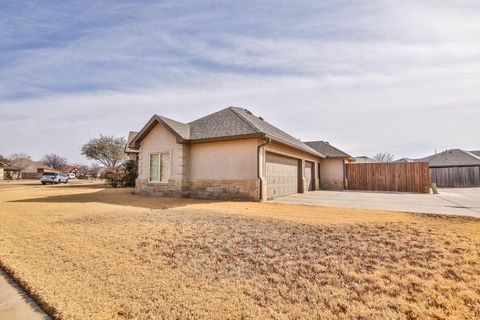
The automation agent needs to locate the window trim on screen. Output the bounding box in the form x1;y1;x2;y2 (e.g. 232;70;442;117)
148;150;172;184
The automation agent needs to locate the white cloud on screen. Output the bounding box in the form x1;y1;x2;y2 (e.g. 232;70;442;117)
0;0;479;162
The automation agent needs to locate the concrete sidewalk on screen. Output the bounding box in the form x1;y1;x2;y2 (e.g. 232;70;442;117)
0;270;50;320
272;188;480;218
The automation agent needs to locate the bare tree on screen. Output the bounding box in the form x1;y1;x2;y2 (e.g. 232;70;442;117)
43;153;67;169
373;152;394;163
0;154;9;164
9;153;32;173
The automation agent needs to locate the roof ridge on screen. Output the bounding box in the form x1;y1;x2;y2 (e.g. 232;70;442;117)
228;106;260;133
157;114;188;126
460;149;480;161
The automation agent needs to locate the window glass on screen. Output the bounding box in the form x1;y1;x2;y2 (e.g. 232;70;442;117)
160;153;170;182
149;154;159;181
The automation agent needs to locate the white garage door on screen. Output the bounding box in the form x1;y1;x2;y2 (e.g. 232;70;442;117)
266;152;299;199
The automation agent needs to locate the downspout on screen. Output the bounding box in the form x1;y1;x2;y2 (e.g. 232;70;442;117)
257;137;272;201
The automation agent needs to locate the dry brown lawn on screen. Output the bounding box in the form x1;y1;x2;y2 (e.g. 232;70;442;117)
0;184;479;320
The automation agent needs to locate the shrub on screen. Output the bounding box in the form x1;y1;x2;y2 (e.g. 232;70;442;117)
124;160;137;187
105;169;127;188
4;171;13;180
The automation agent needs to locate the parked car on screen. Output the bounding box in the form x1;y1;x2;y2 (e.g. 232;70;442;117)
77;174;89;180
41;172;69;185
68;173;76;179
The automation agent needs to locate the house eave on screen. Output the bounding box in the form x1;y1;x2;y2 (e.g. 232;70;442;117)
265;136;325;159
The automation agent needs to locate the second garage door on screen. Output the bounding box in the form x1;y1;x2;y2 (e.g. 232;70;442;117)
266;152;299;199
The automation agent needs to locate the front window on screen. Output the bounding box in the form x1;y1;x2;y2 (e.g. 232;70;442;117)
149;152;170;182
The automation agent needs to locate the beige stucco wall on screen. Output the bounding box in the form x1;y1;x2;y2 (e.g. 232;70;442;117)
189;139;258;180
137;122;185;181
320;158;345;190
0;168;3;180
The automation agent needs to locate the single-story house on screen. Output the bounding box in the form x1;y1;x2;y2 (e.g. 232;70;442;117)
59;165;80;176
353;156;378;163
0;161;20;180
417;149;480;187
127;107;351;201
304;141;353;190
393;158;415;163
417;149;480;168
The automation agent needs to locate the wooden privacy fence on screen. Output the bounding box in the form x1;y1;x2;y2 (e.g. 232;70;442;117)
430;166;480;188
346;162;430;193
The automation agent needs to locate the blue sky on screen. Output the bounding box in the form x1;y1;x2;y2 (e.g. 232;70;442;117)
1;0;479;163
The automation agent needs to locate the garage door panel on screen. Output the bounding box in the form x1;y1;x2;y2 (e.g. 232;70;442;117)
305;161;313;191
266;152;298;199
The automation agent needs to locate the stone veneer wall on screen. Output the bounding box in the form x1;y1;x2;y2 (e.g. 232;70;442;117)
188;179;260;201
135;178;260;201
135;179;188;198
320;178;344;190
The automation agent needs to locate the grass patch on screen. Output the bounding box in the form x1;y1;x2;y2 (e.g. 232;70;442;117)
0;186;479;319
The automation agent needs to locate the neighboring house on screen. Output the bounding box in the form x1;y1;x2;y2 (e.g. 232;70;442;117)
353;156;378;163
125;131;140;161
305;141;353;190
59;165;79;175
417;149;480;187
9;158;55;179
417;149;480;168
0;161;20;180
127;107;351;201
37;166;56;174
393;158;415;163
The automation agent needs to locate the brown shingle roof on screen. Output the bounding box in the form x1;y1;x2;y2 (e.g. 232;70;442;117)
230;107;322;156
188;107;255;140
305;141;350;158
129;107;324;157
160;116;190;139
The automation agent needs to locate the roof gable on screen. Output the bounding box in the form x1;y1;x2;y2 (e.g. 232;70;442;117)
129;115;189;149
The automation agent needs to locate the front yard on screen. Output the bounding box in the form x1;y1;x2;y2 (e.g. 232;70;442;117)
0;184;479;319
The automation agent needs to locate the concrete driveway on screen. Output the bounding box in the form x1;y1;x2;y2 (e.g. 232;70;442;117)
272;188;480;218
